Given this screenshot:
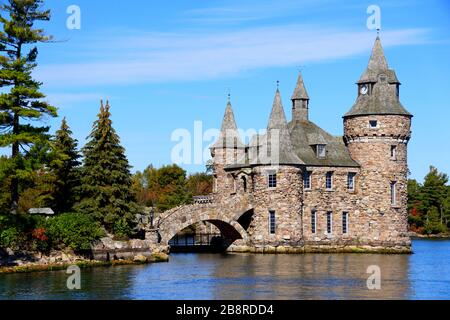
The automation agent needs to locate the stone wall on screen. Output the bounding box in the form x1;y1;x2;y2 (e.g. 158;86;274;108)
344;115;411;247
247;165;303;247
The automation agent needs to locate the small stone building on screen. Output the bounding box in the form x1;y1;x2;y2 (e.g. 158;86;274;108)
210;37;412;253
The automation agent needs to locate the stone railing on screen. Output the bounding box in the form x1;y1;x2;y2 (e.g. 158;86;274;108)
193;195;215;205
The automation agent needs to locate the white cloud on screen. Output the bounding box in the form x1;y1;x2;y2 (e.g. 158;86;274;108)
36;25;430;87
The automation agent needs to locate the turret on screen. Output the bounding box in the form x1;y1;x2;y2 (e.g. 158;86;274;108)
291;72;310;121
343;36;412;246
210;99;245;194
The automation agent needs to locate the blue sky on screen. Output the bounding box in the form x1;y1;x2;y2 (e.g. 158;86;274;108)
2;0;450;181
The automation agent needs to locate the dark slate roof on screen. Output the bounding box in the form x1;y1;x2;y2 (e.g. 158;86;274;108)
346;37;412;118
288;120;360;167
345;80;412;118
256;90;303;165
291;72;309;100
211;101;246;149
358;37;400;84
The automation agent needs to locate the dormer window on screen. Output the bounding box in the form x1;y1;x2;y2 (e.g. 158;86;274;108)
369;120;378;129
316;144;326;159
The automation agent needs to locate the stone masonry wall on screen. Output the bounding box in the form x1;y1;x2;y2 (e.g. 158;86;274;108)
247;165;303;247
344;115;411;247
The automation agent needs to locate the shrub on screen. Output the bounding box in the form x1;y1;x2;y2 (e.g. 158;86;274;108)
46;213;105;252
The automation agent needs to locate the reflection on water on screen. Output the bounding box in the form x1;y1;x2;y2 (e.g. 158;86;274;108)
0;240;449;300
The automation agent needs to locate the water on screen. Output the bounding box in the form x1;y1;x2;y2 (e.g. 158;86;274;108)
0;239;449;300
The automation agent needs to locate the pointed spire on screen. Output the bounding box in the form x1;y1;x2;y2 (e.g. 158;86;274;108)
263;89;303;165
367;36;388;72
291;72;310;121
291;72;309;101
211;98;245;149
358;36;399;84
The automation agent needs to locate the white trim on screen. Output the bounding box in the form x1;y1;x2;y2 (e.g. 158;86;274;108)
268;210;276;235
311;210;317;234
342;212;349;235
326;211;333;235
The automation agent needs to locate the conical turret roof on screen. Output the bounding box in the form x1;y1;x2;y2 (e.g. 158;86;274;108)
291;72;309;100
259;89;303;165
358;36;399;84
211;101;245;149
345;37;412;118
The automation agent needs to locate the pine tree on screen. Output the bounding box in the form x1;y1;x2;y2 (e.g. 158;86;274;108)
50;118;81;214
0;0;57;213
77;101;137;237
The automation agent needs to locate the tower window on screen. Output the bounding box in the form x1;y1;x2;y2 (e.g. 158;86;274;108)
268;173;277;188
311;210;317;234
326;172;333;190
303;171;312;189
347;173;356;191
342;212;349;235
326;212;333;235
391;145;397;160
316;144;326;159
241;176;247;192
369;120;378;129
269;210;276;235
391;182;397;206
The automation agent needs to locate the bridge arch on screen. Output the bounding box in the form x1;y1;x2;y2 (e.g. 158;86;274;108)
155;202;252;248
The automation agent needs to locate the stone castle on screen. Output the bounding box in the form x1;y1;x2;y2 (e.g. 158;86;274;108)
155;36;412;253
208;36;412;253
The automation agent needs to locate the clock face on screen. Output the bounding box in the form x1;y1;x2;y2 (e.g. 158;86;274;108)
360;85;368;95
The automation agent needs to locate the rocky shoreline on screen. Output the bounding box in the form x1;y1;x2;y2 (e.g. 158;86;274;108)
0;237;169;274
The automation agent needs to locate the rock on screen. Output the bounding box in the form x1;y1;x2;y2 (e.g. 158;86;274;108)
6;248;14;256
133;254;148;263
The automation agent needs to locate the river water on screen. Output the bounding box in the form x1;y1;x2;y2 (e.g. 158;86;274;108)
0;239;449;300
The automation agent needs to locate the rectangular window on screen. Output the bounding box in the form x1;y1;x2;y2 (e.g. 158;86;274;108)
269;210;276;235
316;144;326;159
268;173;277;188
311;210;317;234
303;171;311;189
326;212;333;235
347;173;356;191
391;145;397;160
391;182;397;206
369;120;378;129
342;212;349;235
326;172;333;190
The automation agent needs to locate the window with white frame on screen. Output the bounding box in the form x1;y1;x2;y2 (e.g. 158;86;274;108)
268;172;277;188
311;210;317;234
342;212;349;235
316;144;326;159
347;172;356;191
391;145;397;160
391;182;397;206
303;171;312;189
326;172;333;190
326;212;333;235
269;210;276;235
369;120;378;129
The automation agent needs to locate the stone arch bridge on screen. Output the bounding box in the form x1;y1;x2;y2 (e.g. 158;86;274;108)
154;195;253;249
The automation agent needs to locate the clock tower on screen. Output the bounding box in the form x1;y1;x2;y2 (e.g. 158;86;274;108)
343;36;413;247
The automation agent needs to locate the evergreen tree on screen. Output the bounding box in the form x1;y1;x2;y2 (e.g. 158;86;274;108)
77;101;137;237
50;118;81;214
0;0;57;213
421;166;448;225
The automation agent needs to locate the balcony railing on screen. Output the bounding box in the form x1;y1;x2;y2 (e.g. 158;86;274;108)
193;195;214;205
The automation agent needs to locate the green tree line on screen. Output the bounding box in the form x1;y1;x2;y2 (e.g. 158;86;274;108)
0;0;212;253
408;166;450;235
